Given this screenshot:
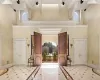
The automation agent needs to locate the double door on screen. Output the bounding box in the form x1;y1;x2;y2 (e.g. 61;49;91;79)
33;32;68;66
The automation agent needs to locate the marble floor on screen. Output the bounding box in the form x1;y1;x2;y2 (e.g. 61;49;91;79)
0;64;100;80
0;66;36;80
0;69;8;76
33;63;67;80
93;68;100;75
64;66;100;80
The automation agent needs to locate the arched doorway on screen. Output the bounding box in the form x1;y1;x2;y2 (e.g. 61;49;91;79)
42;42;58;63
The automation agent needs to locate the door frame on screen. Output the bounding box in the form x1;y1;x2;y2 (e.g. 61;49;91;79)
99;35;100;68
0;35;2;66
13;38;27;65
73;38;87;65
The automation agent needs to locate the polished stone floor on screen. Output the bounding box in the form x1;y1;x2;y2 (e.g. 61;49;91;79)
0;64;100;80
35;63;66;80
93;68;100;75
64;66;100;80
0;66;36;80
0;69;8;76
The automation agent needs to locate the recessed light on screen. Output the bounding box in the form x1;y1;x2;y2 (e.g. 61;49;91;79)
36;1;38;5
2;0;12;4
62;2;65;5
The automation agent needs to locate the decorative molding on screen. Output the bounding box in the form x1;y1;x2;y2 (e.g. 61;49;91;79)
13;64;28;66
13;24;88;28
22;21;79;25
71;63;99;69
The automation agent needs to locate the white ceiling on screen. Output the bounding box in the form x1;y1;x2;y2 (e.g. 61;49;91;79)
1;0;98;35
1;0;100;10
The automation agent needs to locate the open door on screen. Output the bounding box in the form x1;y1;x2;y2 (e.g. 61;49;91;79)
58;32;67;66
31;35;34;55
34;32;42;66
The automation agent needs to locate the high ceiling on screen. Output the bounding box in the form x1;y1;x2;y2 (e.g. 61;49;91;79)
1;0;97;35
1;0;100;10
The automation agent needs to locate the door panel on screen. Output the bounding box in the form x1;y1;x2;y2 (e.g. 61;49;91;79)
13;39;27;65
0;37;1;66
74;39;87;65
58;32;67;65
31;35;34;55
34;32;42;66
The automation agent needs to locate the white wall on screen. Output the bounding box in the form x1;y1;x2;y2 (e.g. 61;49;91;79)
42;35;58;45
0;5;16;65
13;26;40;62
13;25;87;64
31;5;69;21
61;25;88;64
83;4;100;67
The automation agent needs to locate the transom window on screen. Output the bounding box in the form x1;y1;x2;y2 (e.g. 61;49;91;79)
73;11;80;22
20;10;29;22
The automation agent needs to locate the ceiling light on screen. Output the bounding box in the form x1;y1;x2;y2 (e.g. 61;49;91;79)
62;2;65;5
87;0;97;4
2;0;13;4
36;1;38;5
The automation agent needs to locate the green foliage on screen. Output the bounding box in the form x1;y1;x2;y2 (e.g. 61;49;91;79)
53;52;57;61
42;52;47;61
42;42;57;54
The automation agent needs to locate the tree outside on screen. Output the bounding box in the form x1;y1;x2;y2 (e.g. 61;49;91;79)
42;42;58;61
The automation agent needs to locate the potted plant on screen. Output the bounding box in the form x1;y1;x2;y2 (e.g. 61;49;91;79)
42;52;47;61
53;52;57;61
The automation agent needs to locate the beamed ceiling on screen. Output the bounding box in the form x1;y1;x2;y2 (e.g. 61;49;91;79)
0;0;97;35
1;0;100;10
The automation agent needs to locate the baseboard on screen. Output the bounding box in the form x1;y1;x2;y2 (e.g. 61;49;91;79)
0;63;13;69
13;64;28;66
71;63;87;66
87;64;99;69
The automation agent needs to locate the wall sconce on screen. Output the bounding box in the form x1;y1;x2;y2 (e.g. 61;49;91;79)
27;44;30;47
32;45;34;49
70;44;73;48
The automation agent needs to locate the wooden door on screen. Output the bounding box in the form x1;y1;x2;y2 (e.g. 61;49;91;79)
31;35;34;55
34;32;42;66
58;32;67;66
0;37;1;66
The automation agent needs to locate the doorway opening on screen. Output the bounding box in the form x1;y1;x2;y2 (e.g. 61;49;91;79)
31;32;68;66
42;42;58;63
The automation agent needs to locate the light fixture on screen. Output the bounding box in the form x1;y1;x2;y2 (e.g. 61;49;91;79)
70;44;73;48
36;1;38;5
87;0;97;4
62;2;65;5
2;0;13;4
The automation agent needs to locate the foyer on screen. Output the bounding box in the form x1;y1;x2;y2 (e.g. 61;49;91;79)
0;0;100;80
